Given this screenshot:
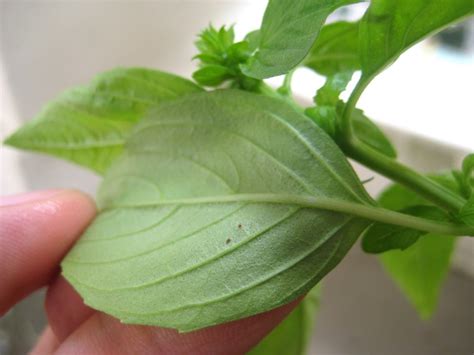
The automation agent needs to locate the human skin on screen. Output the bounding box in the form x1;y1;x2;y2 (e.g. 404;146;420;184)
0;190;298;355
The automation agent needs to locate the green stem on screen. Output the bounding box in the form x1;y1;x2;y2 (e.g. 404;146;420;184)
340;78;466;212
277;69;295;97
346;141;466;211
107;193;474;236
255;78;466;212
340;79;369;140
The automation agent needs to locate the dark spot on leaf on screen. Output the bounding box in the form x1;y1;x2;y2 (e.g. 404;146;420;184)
238;224;242;229
226;238;232;244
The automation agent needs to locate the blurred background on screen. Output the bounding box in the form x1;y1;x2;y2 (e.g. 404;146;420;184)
0;1;473;354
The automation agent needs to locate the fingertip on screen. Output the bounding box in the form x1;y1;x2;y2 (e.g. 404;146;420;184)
0;189;96;314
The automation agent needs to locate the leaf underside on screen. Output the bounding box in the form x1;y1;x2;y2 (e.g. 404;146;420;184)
62;90;371;331
4;68;202;174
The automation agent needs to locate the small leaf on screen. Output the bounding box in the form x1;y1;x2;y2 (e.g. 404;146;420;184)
362;205;448;253
242;0;362;79
462;153;474;179
304;21;360;76
195;25;235;57
192;65;232;86
458;153;474;198
193;53;222;66
359;0;473;80
305;106;338;138
458;196;474;226
4;68;202;174
305;104;396;158
248;285;320;355
244;30;261;53
193;25;255;90
351;108;397;158
315;72;353;106
375;181;458;318
62;90;372;331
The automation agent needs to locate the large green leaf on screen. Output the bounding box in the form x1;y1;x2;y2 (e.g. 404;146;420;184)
242;0;361;79
248;286;320;355
376;181;457;318
62;90;372;331
4;68;202;174
359;0;473;81
304;21;360;76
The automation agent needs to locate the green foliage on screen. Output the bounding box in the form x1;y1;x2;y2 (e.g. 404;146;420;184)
243;0;361;79
193;25;259;90
4;68;202;174
350;109;397;158
359;0;473;81
304;21;360;76
192;65;232;86
314;72;353;107
249;286;320;355
459;196;474;226
454;153;474;198
362;205;449;253
62;90;372;331
306;104;397;159
375;182;457;318
4;0;474;347
380;234;455;319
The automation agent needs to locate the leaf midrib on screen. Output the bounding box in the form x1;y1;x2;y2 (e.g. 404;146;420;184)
98;192;474;237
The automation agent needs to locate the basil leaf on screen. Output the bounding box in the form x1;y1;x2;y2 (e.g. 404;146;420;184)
242;0;361;79
304;21;360;76
4;68;202;174
362;205;448;253
62;90;372;331
315;72;353;107
459;196;474;226
244;30;261;53
351;108;397;158
359;0;473;81
192;65;232;86
305;106;338;138
305;105;396;159
462;154;474;180
248;286;320;355
380;236;455;319
458;153;474;198
375;182;457;318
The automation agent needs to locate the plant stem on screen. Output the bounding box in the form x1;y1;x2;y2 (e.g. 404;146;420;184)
340;78;466;212
255;79;466;212
345;140;466;211
277;69;295;96
340;79;369;140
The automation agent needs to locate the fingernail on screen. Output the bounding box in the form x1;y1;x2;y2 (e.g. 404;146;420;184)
0;190;64;207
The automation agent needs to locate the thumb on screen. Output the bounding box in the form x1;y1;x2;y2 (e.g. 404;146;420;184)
0;190;96;315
